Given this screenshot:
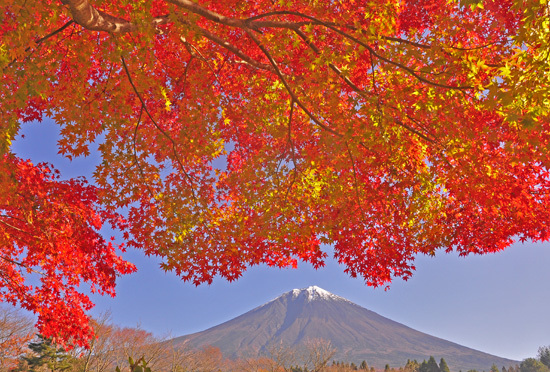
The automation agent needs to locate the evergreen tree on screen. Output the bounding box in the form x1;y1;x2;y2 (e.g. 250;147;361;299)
420;357;441;372
22;336;74;372
539;346;550;369
520;358;549;372
491;365;500;372
420;361;429;372
360;361;369;370
440;359;450;372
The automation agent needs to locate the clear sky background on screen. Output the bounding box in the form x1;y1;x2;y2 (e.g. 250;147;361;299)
12;118;550;362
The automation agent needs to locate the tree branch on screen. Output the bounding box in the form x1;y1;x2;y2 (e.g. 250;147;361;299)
192;25;275;72
243;10;473;90
284;99;298;202
345;142;367;222
63;0;168;33
166;0;246;28
36;20;75;45
293;29;372;98
0;256;45;276
120;55;199;205
244;29;343;138
131;106;156;199
5;20;75;70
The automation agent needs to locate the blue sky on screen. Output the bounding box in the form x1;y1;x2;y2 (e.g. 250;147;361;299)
12;118;550;362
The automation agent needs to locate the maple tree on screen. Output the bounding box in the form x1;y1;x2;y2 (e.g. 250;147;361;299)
1;0;550;345
0;154;135;346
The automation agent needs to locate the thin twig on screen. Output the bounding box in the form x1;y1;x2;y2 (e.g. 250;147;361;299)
243;10;472;90
6;20;74;69
345;142;367;221
120;55;199;205
244;29;343;138
293;29;371;98
132;106;156;199
284;99;298;201
191;25;275;72
393;118;435;144
0;256;45;276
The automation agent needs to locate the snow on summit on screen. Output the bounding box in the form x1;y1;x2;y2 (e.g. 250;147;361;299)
258;286;352;309
291;285;342;302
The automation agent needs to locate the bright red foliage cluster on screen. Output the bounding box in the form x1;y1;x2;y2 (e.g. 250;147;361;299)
0;155;135;346
1;0;550;344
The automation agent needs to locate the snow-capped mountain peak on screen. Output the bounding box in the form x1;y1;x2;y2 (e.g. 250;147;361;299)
172;285;517;372
291;285;341;302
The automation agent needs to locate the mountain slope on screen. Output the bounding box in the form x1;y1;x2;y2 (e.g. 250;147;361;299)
172;286;517;371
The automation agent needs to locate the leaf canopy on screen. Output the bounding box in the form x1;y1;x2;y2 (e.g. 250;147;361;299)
1;0;550;345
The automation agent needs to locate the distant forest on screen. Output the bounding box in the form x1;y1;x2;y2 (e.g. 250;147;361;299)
2;307;549;372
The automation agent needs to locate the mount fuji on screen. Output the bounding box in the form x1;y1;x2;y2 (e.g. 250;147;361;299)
171;286;517;371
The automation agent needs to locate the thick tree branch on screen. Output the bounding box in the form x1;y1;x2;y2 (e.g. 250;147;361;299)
63;0;168;33
61;0;473;92
166;0;242;26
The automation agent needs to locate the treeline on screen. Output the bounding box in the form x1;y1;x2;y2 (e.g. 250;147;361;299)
2;307;549;372
3;311;227;372
1;308;339;372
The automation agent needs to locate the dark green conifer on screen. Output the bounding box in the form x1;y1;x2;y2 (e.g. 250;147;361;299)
440;358;450;372
539;346;550;369
420;357;440;372
23;335;74;372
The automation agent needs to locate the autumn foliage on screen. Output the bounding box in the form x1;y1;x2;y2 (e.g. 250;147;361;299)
2;0;550;344
0;306;34;370
0;155;135;344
